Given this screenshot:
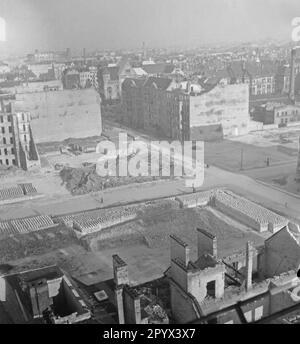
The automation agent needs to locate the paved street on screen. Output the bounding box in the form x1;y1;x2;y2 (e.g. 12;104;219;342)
1;164;300;223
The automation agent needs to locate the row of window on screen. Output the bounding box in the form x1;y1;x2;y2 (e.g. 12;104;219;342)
1;137;14;145
0;158;16;166
252;78;273;84
0;115;12;123
277;110;299;117
1;126;12;134
0;124;27;135
252;88;274;95
0;147;14;155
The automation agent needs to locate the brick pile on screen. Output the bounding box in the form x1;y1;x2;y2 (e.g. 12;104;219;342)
0;215;57;238
61;206;138;235
176;190;216;208
18;183;38;196
0;186;24;201
213;191;288;233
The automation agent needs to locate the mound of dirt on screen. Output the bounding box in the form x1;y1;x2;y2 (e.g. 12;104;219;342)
59;162;174;195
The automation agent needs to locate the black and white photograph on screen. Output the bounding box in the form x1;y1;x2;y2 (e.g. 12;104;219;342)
1;0;300;330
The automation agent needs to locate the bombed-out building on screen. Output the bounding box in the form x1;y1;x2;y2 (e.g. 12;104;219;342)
0;95;40;170
0;266;91;324
108;223;300;324
14;88;102;143
121;76;250;141
289;46;300;103
166;225;300;324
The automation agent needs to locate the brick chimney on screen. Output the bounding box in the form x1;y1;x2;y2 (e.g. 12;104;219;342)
170;235;190;267
113;255;129;286
245;242;253;291
197;228;217;259
112;255;129;324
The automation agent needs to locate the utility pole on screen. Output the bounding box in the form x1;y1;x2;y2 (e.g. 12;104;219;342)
240;149;244;170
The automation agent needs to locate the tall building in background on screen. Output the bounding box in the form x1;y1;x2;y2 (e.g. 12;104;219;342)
289;46;300;103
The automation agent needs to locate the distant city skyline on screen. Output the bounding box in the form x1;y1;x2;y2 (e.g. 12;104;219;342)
0;0;300;54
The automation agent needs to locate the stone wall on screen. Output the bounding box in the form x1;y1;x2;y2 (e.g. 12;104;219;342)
170;280;200;323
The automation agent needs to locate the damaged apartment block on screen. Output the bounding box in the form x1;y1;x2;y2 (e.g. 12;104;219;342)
0;95;40;171
165;225;300;324
112;255;169;324
0;266;91;324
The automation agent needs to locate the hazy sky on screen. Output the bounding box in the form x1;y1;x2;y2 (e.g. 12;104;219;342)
1;0;300;53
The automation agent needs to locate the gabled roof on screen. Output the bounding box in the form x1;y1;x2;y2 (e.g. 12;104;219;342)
122;77;146;89
144;76;173;90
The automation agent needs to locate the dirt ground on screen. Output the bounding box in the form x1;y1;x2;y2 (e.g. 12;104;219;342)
205;140;294;172
3;204;268;286
77;205;267;285
205;126;300;172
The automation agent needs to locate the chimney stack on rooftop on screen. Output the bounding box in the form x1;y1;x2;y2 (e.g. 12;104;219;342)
245;241;253;291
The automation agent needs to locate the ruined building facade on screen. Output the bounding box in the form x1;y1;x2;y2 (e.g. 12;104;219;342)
166;226;300;324
112;255;169;325
0;96;40;170
289;46;300;103
121;77;250;141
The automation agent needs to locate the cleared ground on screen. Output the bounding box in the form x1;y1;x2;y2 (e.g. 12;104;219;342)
2;203;268;286
204;125;300;172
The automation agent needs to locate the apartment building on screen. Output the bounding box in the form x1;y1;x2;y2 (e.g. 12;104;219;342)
122;76;250;141
253;103;300;125
0;96;40;170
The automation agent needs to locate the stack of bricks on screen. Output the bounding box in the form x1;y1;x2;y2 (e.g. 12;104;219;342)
213;191;288;233
0;215;57;237
71;206;138;235
0;186;24;201
18;183;38;196
176;190;216;209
